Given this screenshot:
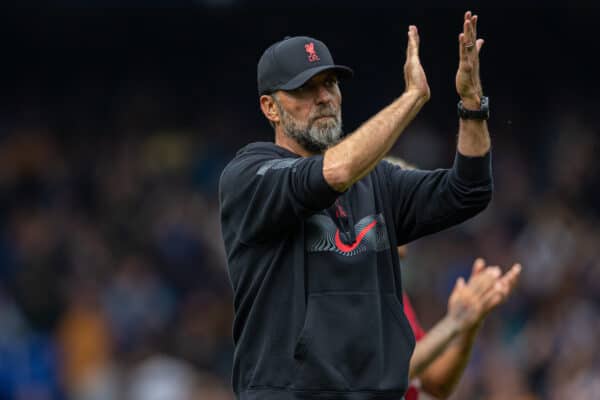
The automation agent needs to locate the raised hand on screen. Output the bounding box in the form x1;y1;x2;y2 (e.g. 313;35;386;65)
404;25;430;101
447;258;522;332
456;11;484;108
481;261;521;314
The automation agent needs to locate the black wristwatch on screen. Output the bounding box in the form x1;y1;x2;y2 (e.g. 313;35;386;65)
457;96;490;120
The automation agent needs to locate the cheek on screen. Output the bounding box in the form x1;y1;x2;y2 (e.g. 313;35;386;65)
332;86;342;106
291;102;313;122
329;93;342;116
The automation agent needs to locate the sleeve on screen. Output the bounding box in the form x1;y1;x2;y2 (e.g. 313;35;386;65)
219;152;341;245
382;152;493;245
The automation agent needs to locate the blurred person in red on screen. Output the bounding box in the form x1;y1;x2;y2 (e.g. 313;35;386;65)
403;254;520;399
220;11;495;400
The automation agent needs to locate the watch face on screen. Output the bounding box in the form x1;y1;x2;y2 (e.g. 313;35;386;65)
480;96;490;111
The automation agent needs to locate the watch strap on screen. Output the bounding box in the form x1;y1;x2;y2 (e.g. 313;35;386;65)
457;96;490;120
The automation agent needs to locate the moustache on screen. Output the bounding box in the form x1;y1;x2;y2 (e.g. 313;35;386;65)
310;109;339;124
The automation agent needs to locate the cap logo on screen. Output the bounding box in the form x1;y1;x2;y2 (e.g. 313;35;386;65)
304;42;320;63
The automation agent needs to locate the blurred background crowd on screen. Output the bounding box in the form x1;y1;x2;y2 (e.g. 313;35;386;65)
0;5;598;400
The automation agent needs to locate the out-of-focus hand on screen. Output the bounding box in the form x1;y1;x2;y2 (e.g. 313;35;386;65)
473;258;522;315
447;258;522;332
455;11;484;109
447;261;498;330
404;25;431;101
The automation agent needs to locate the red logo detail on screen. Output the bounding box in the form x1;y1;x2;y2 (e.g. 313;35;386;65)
335;200;347;218
304;42;320;63
334;220;377;253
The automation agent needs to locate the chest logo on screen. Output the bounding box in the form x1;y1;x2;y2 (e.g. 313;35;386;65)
334;220;377;252
305;213;390;256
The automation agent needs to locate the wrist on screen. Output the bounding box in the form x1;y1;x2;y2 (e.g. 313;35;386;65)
456;321;482;346
442;314;465;338
458;96;490;121
460;96;481;110
404;87;430;104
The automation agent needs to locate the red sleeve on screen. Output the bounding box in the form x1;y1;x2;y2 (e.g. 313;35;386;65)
402;293;426;341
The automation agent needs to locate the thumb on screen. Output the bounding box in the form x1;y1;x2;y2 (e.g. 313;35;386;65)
455;277;466;291
449;277;464;305
476;38;485;53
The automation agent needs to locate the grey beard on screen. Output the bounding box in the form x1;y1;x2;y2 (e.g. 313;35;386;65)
276;103;343;154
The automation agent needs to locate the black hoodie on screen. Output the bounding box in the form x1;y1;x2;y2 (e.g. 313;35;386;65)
219;142;492;400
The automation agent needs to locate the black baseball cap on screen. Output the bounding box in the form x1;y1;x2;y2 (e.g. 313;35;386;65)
257;36;353;95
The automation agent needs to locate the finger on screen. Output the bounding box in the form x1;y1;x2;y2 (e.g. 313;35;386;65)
512;263;522;275
459;33;469;62
489;264;522;304
472;14;478;39
461;33;475;57
464;20;476;51
407;25;420;59
449;277;466;305
484;278;512;309
476;38;485;53
503;263;522;291
499;263;521;288
482;264;522;313
482;287;505;311
470;266;501;296
452;276;466;294
471;257;486;277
